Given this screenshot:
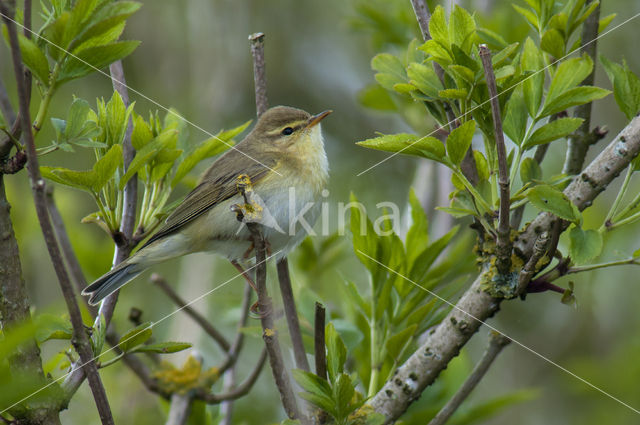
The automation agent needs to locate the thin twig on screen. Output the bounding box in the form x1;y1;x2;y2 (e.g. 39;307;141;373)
1;5;114;423
196;348;268;403
427;332;511;425
314;302;327;380
479;45;511;275
564;0;601;175
150;274;231;352
219;281;253;425
46;186;98;317
277;258;311;372
249;32;268;117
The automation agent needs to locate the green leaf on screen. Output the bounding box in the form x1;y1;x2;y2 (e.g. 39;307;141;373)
600;56;640;121
58;40;140;83
540;86;610;117
527;184;581;223
17;33;50;85
406;189;429;267
325;322;347;383
492;43;519;67
334;374;358;421
513;4;539;30
598;13;616;34
414;136;447;163
429;6;449;48
494;65;515;81
71;2;141;51
449;5;476;52
546;56;594;105
34;314;72;343
438;88;467;100
385;324;417;361
449;65;475;85
407;63;442;98
569;227;603;265
473;150;490;181
119;130;176;189
410;225;460;283
131;113;154;149
520;157;542;183
477;27;508;50
524;117;584;148
41;166;97;192
503;87;528;146
420;40;453;65
358;84;396;111
356;133;422;157
541;29;565;59
92;144;123;191
372;53;406;90
521;38;544;118
118;322;152;353
446;121;475;166
132;341;192;354
349;193;378;273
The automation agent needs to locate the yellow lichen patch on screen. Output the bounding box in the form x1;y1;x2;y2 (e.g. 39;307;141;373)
264;328;275;337
153;355;219;395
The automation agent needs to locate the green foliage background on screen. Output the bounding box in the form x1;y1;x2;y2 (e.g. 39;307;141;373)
1;0;640;424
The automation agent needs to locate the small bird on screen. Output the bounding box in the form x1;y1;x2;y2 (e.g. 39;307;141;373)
83;106;331;305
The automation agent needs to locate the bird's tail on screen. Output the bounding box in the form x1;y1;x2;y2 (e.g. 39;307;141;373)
82;262;144;305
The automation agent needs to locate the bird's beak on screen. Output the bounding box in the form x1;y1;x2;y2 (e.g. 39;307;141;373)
306;110;333;128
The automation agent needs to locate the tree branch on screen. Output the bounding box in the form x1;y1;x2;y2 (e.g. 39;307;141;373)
517;232;549;296
1;6;114;423
314;302;327;380
479;44;511;275
369;113;640;424
427;332;511;425
249;32;268;117
277;259;311;372
233;178;301;420
150;274;231;352
563;0;602;175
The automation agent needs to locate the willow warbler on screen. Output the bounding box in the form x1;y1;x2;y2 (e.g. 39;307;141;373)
83;106;331;305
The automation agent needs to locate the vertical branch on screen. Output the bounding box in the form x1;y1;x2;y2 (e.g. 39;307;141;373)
249;32;268;116
247;222;301;420
99;60;138;326
1;6;114;424
166;393;192;425
314;302;327;380
563;0;601;175
277;259;311;372
479;45;511;275
427;332;511;425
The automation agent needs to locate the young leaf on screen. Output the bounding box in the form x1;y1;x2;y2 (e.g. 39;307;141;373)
372;53;406;90
58;40;140;83
527;184;581;223
406;189;429;267
524;117;584;148
132;342;192;354
503;87;528;146
349;193;378;273
449;5;476;53
569;227;603;265
520;157;542;183
429;6;449;48
325;322;347;383
521;39;544;117
446;120;475;166
540;86;610;117
92;144;123;191
407;63;442;98
41;166;97;192
600;56;640;121
16;33;50;85
541;29;565;58
118;322;152;353
356;133;421;156
546;56;594;104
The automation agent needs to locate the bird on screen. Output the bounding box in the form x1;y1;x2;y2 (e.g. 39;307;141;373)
83;106;331;305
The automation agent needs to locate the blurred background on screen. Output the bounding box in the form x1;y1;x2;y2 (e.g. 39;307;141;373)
1;0;640;423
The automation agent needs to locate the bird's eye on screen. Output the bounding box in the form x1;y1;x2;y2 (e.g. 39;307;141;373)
282;127;294;135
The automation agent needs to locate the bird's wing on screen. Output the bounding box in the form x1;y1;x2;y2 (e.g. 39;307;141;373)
141;149;277;248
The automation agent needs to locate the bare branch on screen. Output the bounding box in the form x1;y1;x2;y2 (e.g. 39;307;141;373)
314;302;327;380
1;4;114;423
249;32;268;117
479;44;511;275
196;348;268;404
277;258;311;372
563;0;602;175
150;274;231;352
427;332;511;425
166;393;192;425
517;232;549;295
